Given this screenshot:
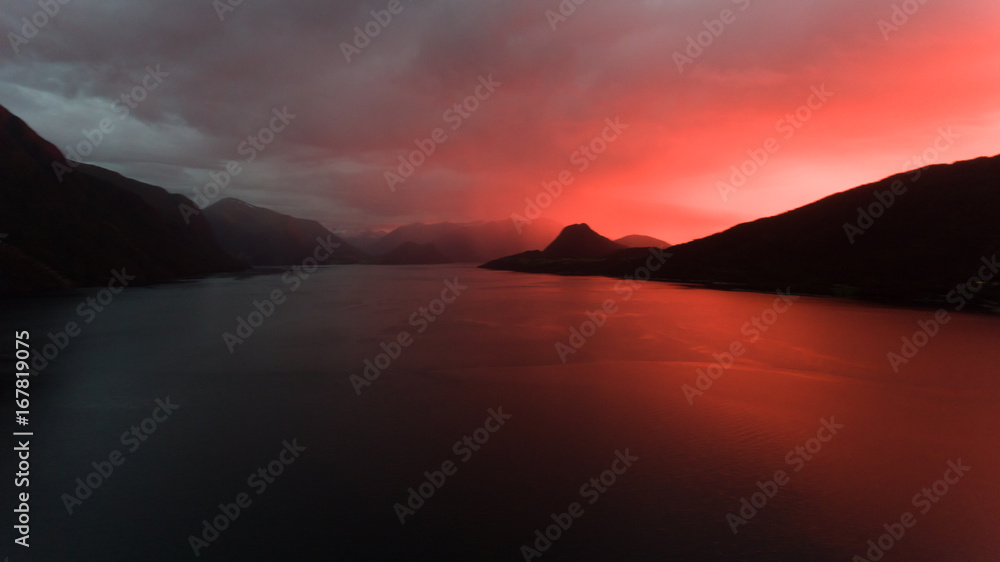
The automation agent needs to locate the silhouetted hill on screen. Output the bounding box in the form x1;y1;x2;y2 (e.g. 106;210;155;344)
643;155;1000;302
202;198;365;266
481;223;631;274
0;105;243;292
615;235;671;249
484;155;1000;308
74;163;244;269
542;223;626;258
367;242;454;265
370;219;563;262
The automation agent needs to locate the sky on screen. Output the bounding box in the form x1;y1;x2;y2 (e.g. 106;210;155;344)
2;0;999;244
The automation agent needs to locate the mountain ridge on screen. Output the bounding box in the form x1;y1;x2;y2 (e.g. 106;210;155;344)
483;154;1000;309
201;197;366;266
369;218;563;263
0;105;244;292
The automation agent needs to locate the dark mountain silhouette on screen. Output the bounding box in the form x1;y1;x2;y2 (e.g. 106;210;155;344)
542;223;626;258
0;105;243;292
369;219;563;263
643;155;1000;302
74;163;244;267
201;198;366;266
481;223;629;275
615;234;671;249
484;155;1000;308
366;242;454;265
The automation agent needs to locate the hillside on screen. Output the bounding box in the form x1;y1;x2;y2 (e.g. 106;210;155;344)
650;156;1000;302
202;198;366;266
0;105;244;292
484;155;1000;307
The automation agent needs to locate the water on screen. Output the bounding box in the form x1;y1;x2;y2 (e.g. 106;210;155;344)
2;265;998;561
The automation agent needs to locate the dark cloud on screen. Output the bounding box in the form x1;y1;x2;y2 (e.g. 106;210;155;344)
2;0;999;242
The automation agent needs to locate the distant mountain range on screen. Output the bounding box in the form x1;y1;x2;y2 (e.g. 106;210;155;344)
484;155;1000;308
368;241;453;265
365;219;565;263
201;198;365;266
198;204;566;266
7;101;995;309
1;104;570;287
615;235;671;249
339;229;387;252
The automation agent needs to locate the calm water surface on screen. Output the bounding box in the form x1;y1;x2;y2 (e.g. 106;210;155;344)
1;265;998;561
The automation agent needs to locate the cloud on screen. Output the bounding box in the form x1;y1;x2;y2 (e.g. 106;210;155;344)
2;0;999;242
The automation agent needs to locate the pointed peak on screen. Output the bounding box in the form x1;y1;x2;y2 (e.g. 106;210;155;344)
543;222;625;259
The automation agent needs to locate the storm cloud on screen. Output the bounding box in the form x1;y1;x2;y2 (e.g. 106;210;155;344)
3;0;999;241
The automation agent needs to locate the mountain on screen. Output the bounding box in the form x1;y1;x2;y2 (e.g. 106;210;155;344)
201;198;366;266
480;223;630;275
484;155;1000;308
615;234;671;249
338;229;387;252
543;223;627;258
0;105;243;292
74;163;245;269
369;219;563;263
644;155;1000;302
367;242;454;265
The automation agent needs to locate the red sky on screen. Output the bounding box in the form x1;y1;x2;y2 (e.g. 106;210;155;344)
2;0;1000;244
